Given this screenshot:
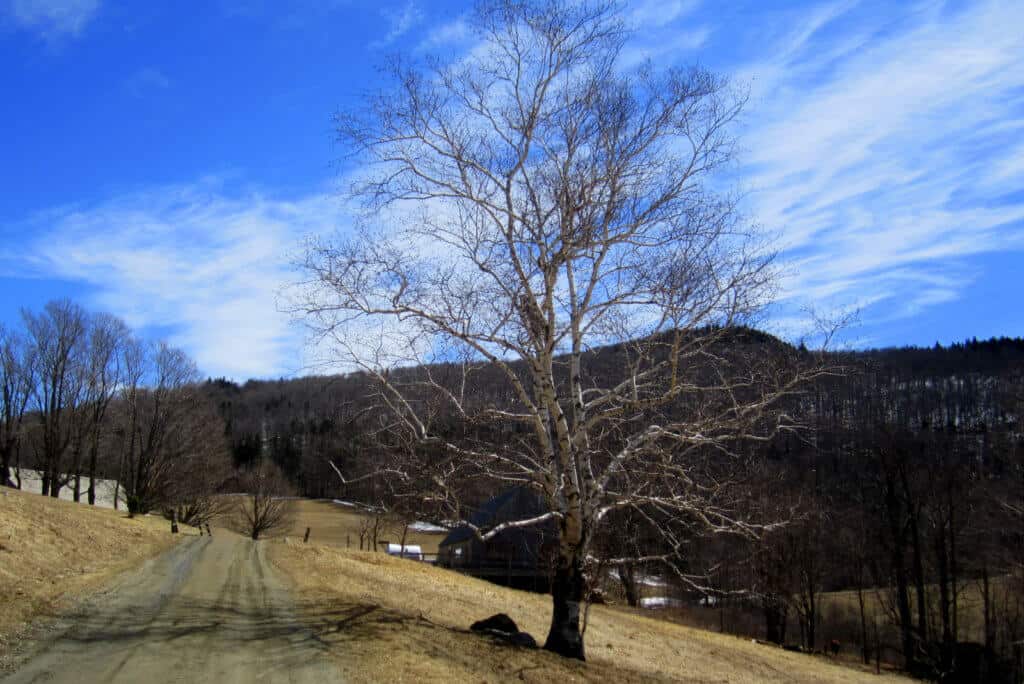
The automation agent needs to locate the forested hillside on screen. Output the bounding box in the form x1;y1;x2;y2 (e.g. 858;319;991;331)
208;336;1024;501
204;335;1024;679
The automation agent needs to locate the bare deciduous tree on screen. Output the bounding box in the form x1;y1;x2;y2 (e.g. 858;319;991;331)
0;325;35;488
163;399;234;528
84;314;129;504
22;299;88;498
297;0;826;659
236;459;293;540
69;313;130;503
120;342;209;515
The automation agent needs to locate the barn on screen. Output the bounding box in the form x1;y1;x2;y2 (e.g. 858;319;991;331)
436;487;557;591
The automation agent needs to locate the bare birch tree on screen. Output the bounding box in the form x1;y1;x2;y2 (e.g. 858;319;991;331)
297;0;827;659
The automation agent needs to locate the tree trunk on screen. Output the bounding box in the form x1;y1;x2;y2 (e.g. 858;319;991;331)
87;437;99;505
619;563;640;608
71;439;84;502
1;444;12;487
981;566;994;652
764;596;788;645
936;523;953;670
49;463;62;498
894;557;916;670
806;596;816;651
898;464;928;647
948;497;958;643
544;554;586;660
857;582;870;665
885;467;917;670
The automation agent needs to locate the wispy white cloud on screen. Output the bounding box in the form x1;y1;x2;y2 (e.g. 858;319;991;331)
619;26;709;69
619;0;706;69
2;180;340;380
370;0;422;50
627;0;700;29
734;0;1024;336
5;0;99;39
124;67;170;97
417;15;470;52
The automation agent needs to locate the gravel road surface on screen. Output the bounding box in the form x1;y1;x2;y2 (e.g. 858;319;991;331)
2;535;342;683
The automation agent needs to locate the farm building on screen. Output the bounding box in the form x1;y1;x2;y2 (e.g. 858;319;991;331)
436;487;557;591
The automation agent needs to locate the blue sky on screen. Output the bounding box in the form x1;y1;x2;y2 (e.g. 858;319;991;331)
1;0;1022;380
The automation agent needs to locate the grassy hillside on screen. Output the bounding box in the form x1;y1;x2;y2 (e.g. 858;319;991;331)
269;539;907;683
0;487;181;666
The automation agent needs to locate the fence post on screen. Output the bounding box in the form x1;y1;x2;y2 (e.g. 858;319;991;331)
170;510;179;534
304;527;311;543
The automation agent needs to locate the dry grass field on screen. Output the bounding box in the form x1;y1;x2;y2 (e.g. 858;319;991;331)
279;499;447;554
813;575;1023;664
0;487;183;664
0;491;920;681
269;537;908;683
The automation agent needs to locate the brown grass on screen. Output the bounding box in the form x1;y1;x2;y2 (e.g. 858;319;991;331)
269;539;909;683
280;499;447;554
819;578;1019;643
0;487;181;660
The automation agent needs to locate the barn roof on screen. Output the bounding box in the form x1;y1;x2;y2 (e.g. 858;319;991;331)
439;487;552;547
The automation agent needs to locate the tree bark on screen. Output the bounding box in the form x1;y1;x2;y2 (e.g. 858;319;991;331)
0;443;13;487
619;563;640;608
981;565;993;652
935;522;953;669
884;472;916;670
545;554;586;660
87;437;99;505
763;594;788;645
857;582;870;665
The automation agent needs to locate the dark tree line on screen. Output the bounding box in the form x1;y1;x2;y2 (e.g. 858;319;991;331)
206;336;1024;679
698;338;1024;682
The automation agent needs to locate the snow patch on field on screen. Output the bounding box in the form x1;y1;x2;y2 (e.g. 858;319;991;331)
639;597;685;609
10;468;119;509
608;569;669;587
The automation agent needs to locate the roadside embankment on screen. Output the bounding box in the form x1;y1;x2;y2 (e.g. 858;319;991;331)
0;486;181;666
270;539;907;683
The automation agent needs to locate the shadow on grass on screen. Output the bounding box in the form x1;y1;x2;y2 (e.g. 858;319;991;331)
48;592;666;682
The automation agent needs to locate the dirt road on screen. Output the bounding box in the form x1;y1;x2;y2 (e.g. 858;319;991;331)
2;534;343;683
